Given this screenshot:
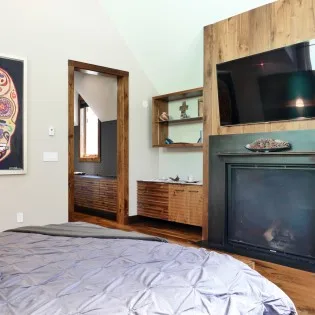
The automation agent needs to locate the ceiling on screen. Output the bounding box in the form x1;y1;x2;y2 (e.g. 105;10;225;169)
98;0;277;93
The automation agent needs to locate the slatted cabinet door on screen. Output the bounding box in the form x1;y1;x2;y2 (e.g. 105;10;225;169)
99;178;117;213
168;185;189;224
186;186;203;226
74;176;117;213
137;182;169;220
74;177;100;209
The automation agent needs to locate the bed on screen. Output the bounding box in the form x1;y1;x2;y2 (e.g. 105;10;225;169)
0;222;296;315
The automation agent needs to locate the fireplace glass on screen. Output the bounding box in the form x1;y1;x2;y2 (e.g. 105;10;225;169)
228;165;315;259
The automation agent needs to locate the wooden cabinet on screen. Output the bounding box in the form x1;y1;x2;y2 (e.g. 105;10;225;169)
138;182;169;220
169;185;187;223
99;179;117;213
137;181;202;226
185;187;203;226
75;176;117;213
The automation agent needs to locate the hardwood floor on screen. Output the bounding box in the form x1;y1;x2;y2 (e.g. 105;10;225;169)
70;212;202;244
70;212;314;314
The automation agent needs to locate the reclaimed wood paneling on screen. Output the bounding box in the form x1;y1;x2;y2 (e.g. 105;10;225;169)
203;0;315;312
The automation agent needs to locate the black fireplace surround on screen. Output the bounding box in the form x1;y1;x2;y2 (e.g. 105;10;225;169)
201;129;315;272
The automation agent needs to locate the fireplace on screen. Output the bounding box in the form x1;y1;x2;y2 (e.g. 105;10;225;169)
203;130;315;272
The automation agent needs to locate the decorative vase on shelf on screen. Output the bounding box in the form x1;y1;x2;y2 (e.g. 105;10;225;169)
197;130;203;143
165;138;174;144
159;112;169;121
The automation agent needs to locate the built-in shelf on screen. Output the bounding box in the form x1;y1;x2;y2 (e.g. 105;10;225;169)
152;87;203;148
153;87;203;102
157;117;202;124
156;143;203;148
217;151;315;156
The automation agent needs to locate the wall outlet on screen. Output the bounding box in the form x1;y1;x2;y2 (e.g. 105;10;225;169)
16;212;24;223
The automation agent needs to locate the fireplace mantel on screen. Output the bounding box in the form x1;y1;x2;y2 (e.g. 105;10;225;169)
204;129;315;272
217;151;315;156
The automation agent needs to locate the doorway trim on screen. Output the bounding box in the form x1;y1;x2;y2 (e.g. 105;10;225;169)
68;60;129;224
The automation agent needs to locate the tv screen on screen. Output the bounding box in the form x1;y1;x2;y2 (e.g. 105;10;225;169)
216;40;315;126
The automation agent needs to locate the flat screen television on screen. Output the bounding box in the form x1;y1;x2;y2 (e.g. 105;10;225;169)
216;40;315;126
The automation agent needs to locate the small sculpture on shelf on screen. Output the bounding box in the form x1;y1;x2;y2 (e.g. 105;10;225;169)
179;101;189;119
169;175;180;182
159;112;169;121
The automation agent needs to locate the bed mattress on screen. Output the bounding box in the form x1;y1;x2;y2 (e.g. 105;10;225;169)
0;222;296;314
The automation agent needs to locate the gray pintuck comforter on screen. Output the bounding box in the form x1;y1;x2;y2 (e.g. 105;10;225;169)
0;222;296;315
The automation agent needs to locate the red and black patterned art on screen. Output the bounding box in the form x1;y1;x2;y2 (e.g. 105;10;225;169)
0;55;26;174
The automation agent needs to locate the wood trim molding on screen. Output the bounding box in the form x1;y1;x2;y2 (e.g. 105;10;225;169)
68;60;129;225
117;75;129;224
68;60;129;77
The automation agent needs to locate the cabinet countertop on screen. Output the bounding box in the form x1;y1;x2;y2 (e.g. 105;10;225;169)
138;179;202;186
75;175;117;180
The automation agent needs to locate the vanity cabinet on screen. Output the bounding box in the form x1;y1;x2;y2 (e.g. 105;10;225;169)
137;181;203;226
74;176;117;213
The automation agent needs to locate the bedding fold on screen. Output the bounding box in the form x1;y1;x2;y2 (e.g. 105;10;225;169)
5;221;167;242
0;222;296;315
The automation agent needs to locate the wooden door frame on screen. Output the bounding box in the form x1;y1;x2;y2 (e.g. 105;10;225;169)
68;60;129;225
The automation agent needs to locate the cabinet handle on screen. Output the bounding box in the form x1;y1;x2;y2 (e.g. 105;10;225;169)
175;189;184;192
189;190;199;193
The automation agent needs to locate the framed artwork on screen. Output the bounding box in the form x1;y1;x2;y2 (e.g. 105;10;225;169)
0;55;27;175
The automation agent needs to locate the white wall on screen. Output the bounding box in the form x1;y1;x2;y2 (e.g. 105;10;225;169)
0;0;158;231
100;0;277;183
1;0;279;231
74;71;117;124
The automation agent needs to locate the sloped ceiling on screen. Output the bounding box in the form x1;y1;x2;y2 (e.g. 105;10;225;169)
74;71;117;125
98;0;276;94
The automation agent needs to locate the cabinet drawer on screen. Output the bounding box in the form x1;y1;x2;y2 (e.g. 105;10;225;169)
137;182;169;220
168;185;189;224
186;187;203;226
99;179;117;213
74;177;100;208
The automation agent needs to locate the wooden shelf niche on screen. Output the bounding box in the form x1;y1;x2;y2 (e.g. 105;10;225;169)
152;87;203;148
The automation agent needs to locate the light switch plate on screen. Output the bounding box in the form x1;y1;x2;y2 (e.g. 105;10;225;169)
48;126;55;136
17;212;23;223
43;152;59;162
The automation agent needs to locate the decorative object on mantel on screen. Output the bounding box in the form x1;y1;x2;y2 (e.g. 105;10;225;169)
159;112;169;121
179;101;189;119
245;138;291;152
169;175;180;181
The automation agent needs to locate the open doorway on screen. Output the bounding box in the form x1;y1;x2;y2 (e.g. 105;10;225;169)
68;60;129;225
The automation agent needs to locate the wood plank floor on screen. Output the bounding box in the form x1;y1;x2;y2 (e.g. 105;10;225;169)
70;212;313;315
71;212;202;244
